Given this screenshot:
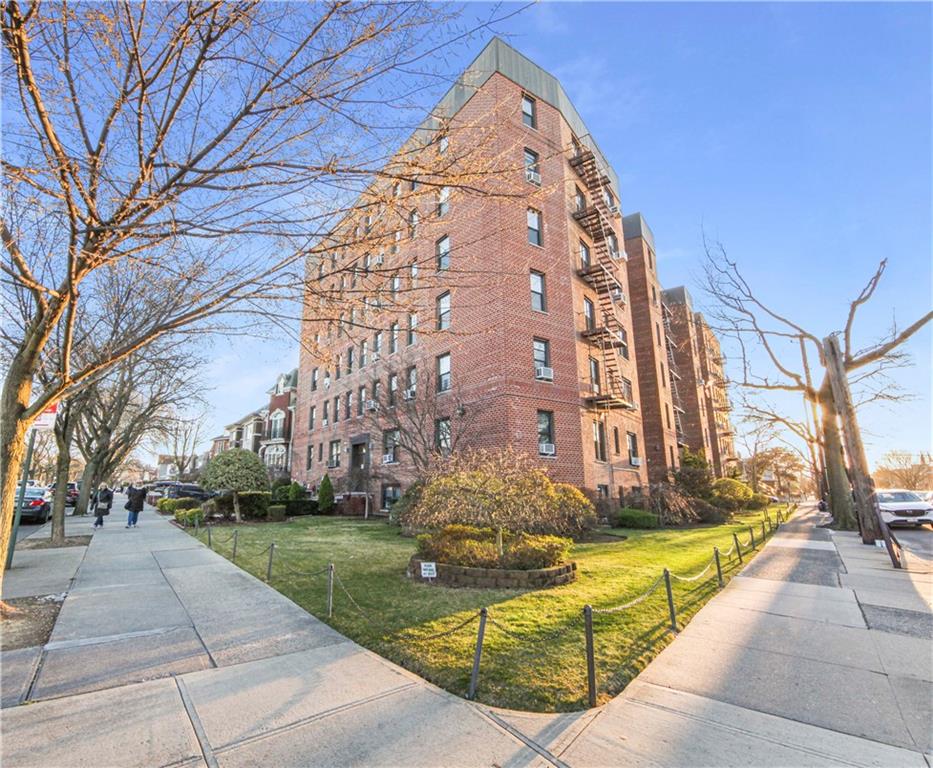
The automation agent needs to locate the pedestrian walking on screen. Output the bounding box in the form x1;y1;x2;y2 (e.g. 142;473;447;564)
92;483;113;528
125;485;146;528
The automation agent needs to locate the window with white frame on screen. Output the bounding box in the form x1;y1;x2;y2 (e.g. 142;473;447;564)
579;240;591;270
521;93;537;128
524;148;540;184
270;411;285;439
583;297;596;331
383;429;400;463
437;186;450;217
530;271;546;312
436;291;451;330
328;440;341;468
390;322;399;353
407;312;418;345
527;208;542;246
388;373;398;406
436;353;451;392
435;417;451;453
435;235;450;270
589;357;601;394
627;432;639;463
593;421;607;462
537;411;554;453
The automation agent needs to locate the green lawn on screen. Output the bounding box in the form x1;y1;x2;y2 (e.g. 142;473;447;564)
187;505;790;711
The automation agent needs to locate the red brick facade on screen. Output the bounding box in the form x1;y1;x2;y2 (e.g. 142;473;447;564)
291;42;651;507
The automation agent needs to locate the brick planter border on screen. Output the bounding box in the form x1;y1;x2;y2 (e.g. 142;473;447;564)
408;557;576;589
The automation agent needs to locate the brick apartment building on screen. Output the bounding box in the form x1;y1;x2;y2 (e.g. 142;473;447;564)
662;286;736;476
292;38;656;508
623;213;682;483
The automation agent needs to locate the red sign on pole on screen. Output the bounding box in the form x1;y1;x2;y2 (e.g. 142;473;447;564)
33;403;58;430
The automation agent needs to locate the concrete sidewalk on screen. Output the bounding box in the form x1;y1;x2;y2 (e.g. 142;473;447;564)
2;503;930;767
499;504;933;767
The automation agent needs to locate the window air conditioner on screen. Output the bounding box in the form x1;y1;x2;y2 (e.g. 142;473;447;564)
535;366;554;382
403;389;416;401
327;459;339;468
539;443;556;456
526;169;541;185
610;288;625;304
382;454;395;465
630;456;642;467
365;400;379;412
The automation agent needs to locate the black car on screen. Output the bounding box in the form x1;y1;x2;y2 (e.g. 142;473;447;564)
164;483;212;501
19;487;51;523
48;482;80;506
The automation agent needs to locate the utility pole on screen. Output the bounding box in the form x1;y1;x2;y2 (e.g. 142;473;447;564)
822;335;900;567
5;429;36;570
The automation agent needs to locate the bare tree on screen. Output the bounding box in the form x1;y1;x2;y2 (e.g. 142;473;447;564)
874;451;932;491
160;413;207;483
0;1;527;577
702;246;931;537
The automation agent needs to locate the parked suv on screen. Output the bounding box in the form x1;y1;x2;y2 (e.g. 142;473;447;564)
164;483;212;501
19;487;51;523
48;482;80;506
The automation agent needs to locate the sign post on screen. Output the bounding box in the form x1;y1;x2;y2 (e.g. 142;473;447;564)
6;404;57;571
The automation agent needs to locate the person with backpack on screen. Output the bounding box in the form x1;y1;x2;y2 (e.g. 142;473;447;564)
92;483;114;528
125;485;146;528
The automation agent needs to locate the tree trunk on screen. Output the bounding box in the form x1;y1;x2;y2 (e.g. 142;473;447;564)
233;491;242;523
74;461;98;516
819;387;856;529
50;422;74;546
0;356;35;587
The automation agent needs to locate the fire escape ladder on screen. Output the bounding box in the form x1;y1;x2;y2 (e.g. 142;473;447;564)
572;143;633;411
663;304;688;447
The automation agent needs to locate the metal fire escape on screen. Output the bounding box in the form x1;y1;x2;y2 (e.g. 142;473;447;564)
571;142;636;412
662;301;688;447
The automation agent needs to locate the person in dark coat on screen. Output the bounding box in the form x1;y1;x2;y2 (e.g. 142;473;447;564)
125;485;146;528
92;483;114;528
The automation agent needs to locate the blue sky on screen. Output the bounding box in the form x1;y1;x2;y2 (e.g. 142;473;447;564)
186;2;931;470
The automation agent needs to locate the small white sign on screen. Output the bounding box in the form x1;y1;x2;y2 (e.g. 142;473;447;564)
420;561;437;579
32;403;58;431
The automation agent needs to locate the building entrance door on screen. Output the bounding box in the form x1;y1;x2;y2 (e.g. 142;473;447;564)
350;442;368;491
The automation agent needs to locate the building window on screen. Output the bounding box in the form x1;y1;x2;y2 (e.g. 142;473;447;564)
438;133;449;154
579;240;591;270
583;297;596;331
597;484;609;499
346;348;354;374
383;429;399;463
435;235;450;270
371;380;381;405
360;339;368;367
613;426;621;455
358;386;366;416
390;322;399;353
521;93;537;128
619;327;630;359
335;354;341;380
436;291;451;330
311;368;319;392
527;208;542;246
332;396;339;423
652;285;658;305
270;412;285;439
593;421;607;462
627;432;639;464
524;148;540;184
406;366;417;395
537;411;555;453
328;440;341;468
435;417;452;453
608;232;620;258
589;357;601;394
656;322;661;346
318;442;323;462
533;337;550;377
436;353;451;392
391;275;401;297
410;177;419;192
530;271;546;312
382;483;401;510
660;361;666;388
574;186;586;213
306;445;314;470
665;403;672;430
407;312;418;345
345;391;352;419
388;373;398;406
622;376;634;403
322;400;329;427
373;331;383;359
437;186;450;217
408;209;419;238
308;405;316;431
669;444;676;466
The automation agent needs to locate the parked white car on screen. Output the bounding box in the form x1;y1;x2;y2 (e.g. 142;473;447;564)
875;489;933;528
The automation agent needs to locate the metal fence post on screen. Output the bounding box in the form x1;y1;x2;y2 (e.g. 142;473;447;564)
468;608;488;701
714;547;724;588
761;519;767;542
232;529;238;563
733;532;743;563
266;543;276;582
749;526;756;550
207;526;212;549
195;516;199;535
327;563;335;618
663;569;677;634
584;605;597;708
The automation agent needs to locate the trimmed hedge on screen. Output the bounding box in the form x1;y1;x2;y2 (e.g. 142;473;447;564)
746;493;771;510
267;504;286;522
285;499;317;516
159;497;201;515
174;507;204;527
416;524;571;570
207;491;271;520
615;508;661;529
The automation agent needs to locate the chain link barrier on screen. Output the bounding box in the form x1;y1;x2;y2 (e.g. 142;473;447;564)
591;573;665;615
404;612;482;642
485;610;583;643
669;557;716;583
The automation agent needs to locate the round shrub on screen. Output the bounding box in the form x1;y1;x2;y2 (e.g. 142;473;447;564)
710;478;754;511
201;449;270;521
500;534;571;570
746;493;770;510
549;483;598;536
416;524;571;570
615;508;660;529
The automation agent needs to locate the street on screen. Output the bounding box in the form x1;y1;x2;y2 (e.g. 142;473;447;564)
896;524;933;567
